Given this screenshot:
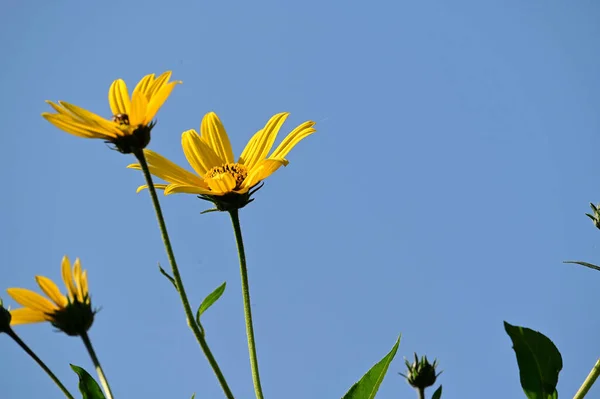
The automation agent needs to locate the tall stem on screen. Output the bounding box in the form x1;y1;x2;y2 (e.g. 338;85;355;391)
7;329;75;399
229;209;265;399
80;332;114;399
574;358;600;399
134;150;235;399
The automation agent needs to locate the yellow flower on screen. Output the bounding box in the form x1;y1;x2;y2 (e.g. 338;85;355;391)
42;71;181;154
128;111;316;210
7;256;94;336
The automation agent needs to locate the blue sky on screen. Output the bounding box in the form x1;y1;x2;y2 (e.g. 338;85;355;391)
1;1;600;398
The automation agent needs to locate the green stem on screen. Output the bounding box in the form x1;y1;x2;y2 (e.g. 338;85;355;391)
574;358;600;399
134;150;235;399
229;209;265;399
81;331;114;399
417;387;425;399
7;329;75;399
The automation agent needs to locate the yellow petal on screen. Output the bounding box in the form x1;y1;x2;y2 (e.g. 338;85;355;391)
81;270;89;301
61;256;77;302
132;73;156;100
145;80;180;123
200;112;235;164
135;184;168;193
130;149;207;187
7;288;57;313
182;130;223;176
58;102;121;134
35;276;67;308
239;113;289;169
204;174;236;194
72;258;84;303
43;114;109;139
148;71;172;97
242;159;286;189
108;79;131;116
45;101;73;117
129;90;148;126
238;128;263;164
164;184;214;195
269;120;316;160
10;308;48;325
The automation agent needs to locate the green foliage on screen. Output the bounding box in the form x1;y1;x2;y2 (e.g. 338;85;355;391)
431;385;443;399
158;262;177;289
504;322;562;399
341;335;400;399
70;365;106;399
195;282;227;335
564;260;600;272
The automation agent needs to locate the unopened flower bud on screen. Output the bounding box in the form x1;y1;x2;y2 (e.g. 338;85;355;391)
400;353;441;390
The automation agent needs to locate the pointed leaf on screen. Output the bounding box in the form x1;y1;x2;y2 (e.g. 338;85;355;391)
196;282;226;320
341;335;401;399
504;322;562;399
431;385;442;399
190;394;196;399
158;262;177;289
564;260;600;272
70;364;106;399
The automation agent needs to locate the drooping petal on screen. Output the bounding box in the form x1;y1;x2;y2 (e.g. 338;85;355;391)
72;258;84;303
58;102;122;134
269;120;316;160
9;308;48;325
200;112;235;164
61;256;77;302
145;80;180;123
204;174;237;195
128;150;207;187
42;114;111;139
164;184;214;195
108;79;131;116
239;113;289;169
129;90;149;126
135;184;168;193
81;270;89;300
35;276;68;308
242;159;286;189
182;130;223;176
7;288;58;313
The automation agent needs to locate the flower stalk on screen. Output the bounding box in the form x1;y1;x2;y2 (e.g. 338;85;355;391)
80;331;114;399
6;328;75;399
229;209;264;399
573;358;600;399
134;149;235;399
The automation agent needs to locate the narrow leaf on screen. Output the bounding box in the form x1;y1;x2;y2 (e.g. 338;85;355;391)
431;385;442;399
564;260;600;272
158;262;177;289
341;335;401;399
70;364;106;399
197;282;226;319
504;322;562;399
190;394;196;399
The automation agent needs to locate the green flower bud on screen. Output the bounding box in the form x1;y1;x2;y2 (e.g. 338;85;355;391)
400;353;442;390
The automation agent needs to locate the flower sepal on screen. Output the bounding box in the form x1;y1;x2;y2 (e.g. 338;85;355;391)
0;299;12;334
50;296;96;336
110;121;155;154
198;183;264;212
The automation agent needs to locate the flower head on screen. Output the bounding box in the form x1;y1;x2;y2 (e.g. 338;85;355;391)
586;203;600;230
43;71;181;154
128;112;316;211
399;353;442;390
0;299;12;334
7;256;95;336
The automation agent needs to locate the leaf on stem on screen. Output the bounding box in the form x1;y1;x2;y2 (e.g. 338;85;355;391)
70;364;106;399
195;282;227;334
564;260;600;272
504;321;562;399
431;385;442;399
158;262;177;289
341;335;401;399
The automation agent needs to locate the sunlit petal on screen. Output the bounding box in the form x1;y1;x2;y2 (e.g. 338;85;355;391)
269;120;317;160
182;130;223;175
108;79;131;116
205;174;236;194
240;113;289;169
200;112;235;164
243;159;286;189
9;308;48;325
164;184;214;195
73;258;84;303
61;256;77;302
145;80;179;123
7;288;57;313
35;276;67;308
129;90;148;126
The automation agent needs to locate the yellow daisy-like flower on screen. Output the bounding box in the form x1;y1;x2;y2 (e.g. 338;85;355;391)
128;111;316;211
7;256;94;336
42;71;181;154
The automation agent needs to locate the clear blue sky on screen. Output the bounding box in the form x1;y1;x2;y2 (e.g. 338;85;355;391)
1;1;599;398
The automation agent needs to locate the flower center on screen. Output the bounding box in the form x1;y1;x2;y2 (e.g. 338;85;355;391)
205;163;248;190
112;113;130;125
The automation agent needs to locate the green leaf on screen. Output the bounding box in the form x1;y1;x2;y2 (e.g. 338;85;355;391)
341;335;401;399
564;260;600;272
70;364;106;399
504;322;562;399
197;282;226;318
158;262;177;289
431;385;442;399
190;394;196;399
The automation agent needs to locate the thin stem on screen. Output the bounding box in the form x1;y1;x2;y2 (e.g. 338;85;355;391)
81;331;114;399
229;209;265;399
417;387;425;399
7;329;75;399
574;358;600;399
134;150;235;399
